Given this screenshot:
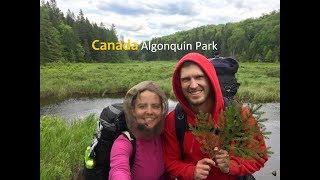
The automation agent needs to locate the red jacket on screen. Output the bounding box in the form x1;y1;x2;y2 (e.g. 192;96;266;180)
161;53;268;180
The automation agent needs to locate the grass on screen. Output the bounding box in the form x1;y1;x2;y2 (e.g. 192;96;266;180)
40;61;279;103
40;115;97;180
40;61;175;101
236;62;279;102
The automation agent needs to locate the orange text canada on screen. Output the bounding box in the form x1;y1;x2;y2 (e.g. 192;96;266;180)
91;39;139;51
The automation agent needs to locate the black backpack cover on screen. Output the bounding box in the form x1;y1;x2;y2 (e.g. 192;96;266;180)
82;103;136;180
209;56;240;104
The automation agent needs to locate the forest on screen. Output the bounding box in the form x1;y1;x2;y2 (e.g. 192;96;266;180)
40;0;279;63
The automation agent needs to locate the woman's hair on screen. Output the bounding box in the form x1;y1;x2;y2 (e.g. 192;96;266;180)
123;81;168;139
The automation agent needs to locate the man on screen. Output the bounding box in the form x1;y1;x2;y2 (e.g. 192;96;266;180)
161;52;268;180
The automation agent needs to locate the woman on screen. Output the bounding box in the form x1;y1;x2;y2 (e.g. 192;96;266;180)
109;81;169;180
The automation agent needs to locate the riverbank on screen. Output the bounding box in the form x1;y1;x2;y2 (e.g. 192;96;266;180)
40;61;279;103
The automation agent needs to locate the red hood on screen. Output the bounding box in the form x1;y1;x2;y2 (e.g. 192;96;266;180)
172;52;224;124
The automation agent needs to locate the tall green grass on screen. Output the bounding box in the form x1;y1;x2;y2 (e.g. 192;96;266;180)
40;61;279;103
40;61;175;100
40;115;97;180
236;62;279;102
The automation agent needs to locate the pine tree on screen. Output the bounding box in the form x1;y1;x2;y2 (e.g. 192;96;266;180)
66;9;75;27
57;22;84;62
40;6;63;63
265;49;274;62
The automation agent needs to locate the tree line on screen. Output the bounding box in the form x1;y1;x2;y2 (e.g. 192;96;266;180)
40;0;279;63
136;10;279;62
40;0;129;63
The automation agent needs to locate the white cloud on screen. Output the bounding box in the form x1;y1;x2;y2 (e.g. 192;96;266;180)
48;0;279;43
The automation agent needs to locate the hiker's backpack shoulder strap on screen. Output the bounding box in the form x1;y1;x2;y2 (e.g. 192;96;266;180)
174;103;188;159
121;131;136;168
223;97;229;108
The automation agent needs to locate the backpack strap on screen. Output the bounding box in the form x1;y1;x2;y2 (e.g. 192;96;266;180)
175;103;188;160
223;97;230;108
122;131;136;169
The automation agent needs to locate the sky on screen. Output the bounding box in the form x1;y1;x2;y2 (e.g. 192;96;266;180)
46;0;280;43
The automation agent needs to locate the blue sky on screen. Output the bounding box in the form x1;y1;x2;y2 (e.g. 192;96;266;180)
47;0;280;43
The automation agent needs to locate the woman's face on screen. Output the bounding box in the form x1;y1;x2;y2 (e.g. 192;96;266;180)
132;90;163;129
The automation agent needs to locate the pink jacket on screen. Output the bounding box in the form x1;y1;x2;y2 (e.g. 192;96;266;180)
109;134;167;180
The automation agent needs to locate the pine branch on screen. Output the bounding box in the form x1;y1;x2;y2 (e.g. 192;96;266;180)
189;100;273;160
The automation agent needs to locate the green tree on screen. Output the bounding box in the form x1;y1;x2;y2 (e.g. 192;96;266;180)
133;10;279;62
66;9;76;27
265;49;274;62
74;10;93;61
57;22;84;62
40;6;63;63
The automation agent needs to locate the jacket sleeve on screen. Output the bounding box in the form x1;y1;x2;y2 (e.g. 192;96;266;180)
161;111;195;180
109;134;132;180
228;106;268;176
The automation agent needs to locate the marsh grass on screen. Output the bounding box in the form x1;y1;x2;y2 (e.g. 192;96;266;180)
41;61;279;103
40;115;97;180
236;62;279;102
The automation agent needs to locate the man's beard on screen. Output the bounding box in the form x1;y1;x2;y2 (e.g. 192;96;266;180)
188;98;206;106
187;92;212;111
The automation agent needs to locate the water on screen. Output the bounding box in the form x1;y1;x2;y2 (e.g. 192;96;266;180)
40;98;280;180
40;97;179;122
253;103;280;180
40;97;124;122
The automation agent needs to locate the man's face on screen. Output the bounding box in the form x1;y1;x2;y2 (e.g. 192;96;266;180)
180;63;211;106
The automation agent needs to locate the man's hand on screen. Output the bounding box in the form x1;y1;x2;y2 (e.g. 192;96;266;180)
213;147;230;173
194;158;215;180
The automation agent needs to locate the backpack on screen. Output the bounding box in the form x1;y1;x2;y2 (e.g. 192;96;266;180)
82;103;136;180
175;57;255;179
208;56;240;104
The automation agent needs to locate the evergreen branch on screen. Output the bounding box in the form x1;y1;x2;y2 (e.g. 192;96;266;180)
189;100;273;160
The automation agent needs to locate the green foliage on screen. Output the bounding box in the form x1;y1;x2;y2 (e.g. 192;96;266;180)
40;6;64;63
189;101;273;160
40;114;97;180
265;50;274;62
236;62;279;102
220;101;273;158
189;112;221;159
57;23;85;62
40;3;127;63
